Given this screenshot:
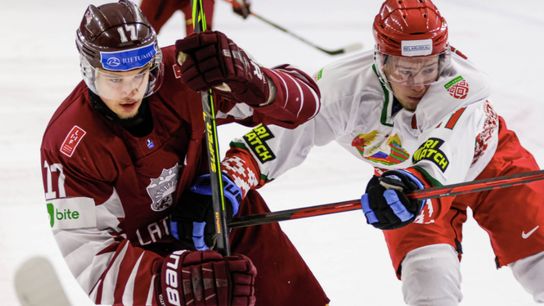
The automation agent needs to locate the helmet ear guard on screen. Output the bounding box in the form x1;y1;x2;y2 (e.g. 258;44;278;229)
76;0;163;98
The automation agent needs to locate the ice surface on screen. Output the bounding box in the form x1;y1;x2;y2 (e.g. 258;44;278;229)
1;0;543;305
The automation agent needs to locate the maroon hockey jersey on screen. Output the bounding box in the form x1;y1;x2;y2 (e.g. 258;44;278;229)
40;46;320;305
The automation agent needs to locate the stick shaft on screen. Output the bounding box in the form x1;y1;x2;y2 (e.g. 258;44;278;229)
192;0;230;254
230;170;544;228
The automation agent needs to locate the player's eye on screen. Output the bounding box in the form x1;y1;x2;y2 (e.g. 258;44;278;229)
108;78;123;84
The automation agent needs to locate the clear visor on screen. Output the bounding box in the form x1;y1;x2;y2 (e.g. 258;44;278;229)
93;66;151;101
375;50;450;86
80;54;162;101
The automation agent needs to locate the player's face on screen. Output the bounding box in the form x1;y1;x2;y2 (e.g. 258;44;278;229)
95;67;150;119
383;55;440;111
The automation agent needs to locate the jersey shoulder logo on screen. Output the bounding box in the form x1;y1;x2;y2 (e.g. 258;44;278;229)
243;124;276;163
172;63;182;79
444;75;469;100
60;125;87;157
146;163;180;212
412;138;450;172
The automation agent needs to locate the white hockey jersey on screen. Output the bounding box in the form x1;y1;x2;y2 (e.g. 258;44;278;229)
227;49;500;213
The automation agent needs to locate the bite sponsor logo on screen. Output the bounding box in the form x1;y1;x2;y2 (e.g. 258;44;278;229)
243;124;276;163
412;138;449;172
47;203;80;228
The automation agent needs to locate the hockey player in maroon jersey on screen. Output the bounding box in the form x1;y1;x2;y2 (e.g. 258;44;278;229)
40;1;328;305
139;0;251;36
220;0;544;304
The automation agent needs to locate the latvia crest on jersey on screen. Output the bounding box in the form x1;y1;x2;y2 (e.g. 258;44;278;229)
146;163;180;212
444;75;469;99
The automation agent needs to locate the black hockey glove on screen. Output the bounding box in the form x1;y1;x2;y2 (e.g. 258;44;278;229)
170;174;242;250
361;169;425;230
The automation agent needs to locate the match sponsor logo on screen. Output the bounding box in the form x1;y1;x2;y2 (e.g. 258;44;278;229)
46;197;96;230
100;43;156;72
401;39;433;56
60;125;86;157
412;138;450;172
243;124;276;163
444;75;469;99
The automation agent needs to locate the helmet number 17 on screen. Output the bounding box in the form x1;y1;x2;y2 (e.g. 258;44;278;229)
117;24;137;43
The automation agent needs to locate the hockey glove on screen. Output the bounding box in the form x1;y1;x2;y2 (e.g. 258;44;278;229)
232;0;251;19
159;250;256;306
170;174;242;250
361;169;425;230
175;30;270;106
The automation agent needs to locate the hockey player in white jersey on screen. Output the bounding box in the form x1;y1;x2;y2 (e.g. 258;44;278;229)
215;0;544;304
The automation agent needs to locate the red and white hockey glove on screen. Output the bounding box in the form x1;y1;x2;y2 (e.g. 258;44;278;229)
176;30;270;106
159;250;257;306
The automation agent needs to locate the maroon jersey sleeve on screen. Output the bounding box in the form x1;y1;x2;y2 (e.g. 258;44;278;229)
255;64;321;128
212;64;321;129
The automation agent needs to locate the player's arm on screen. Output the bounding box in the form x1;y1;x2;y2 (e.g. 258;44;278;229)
361;101;499;229
40;147;256;305
175;30;320;128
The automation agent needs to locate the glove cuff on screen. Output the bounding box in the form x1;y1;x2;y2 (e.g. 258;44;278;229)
191;174;242;216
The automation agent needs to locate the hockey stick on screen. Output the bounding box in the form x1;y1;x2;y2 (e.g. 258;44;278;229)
14;256;71;306
192;0;231;255
249;12;363;55
229;169;544;228
223;0;363;55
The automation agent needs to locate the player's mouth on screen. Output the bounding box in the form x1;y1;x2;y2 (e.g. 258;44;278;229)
119;100;139;112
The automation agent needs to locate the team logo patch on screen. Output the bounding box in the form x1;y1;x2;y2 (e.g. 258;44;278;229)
243;124;276;163
172;64;182;79
412;138;450;172
60;125;86;157
351;131;410;166
146;163;180;212
444;76;469;99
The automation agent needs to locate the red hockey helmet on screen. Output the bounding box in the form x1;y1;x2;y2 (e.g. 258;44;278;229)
373;0;448;57
76;0;163;99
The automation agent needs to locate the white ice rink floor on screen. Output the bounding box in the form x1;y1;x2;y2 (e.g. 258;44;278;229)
1;0;544;305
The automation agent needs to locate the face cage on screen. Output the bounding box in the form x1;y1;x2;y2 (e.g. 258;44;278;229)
374;47;452;87
80;49;163;99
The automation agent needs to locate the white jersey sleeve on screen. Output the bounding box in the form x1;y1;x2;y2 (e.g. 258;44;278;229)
227;49;499;195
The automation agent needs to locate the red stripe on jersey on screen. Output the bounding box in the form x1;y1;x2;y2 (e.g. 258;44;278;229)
445;107;466;129
112;246;146;304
